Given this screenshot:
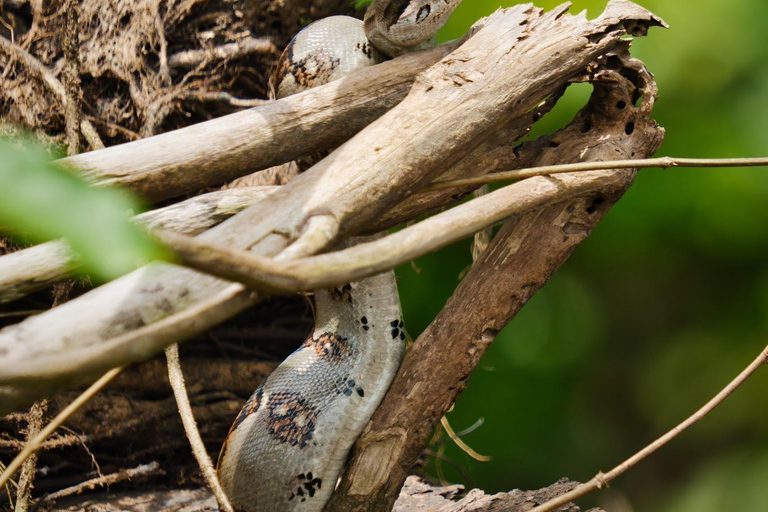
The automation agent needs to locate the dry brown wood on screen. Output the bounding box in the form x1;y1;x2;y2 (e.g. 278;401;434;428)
0;1;664;416
61;43;457;202
325;46;665;512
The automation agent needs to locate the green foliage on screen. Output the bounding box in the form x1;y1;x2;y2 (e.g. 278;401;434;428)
0;138;167;281
396;0;768;510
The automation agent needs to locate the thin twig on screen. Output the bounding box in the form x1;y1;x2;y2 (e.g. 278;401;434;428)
164;343;234;512
0;434;84;450
440;416;491;462
181;90;269;108
41;462;161;502
0;34;104;150
426;156;768;191
0;366;124;488
62;0;81;155
154;168;631;294
168;37;276;69
527;344;768;512
14;400;48;512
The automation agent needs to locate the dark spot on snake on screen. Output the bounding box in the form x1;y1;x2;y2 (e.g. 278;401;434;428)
303;332;353;362
399;320;404;328
266;392;318;449
291;474;322;500
361;316;368;324
363;325;370;331
391;328;399;339
348;379;356;387
390;319;399;327
343;388;353;396
400;331;406;341
356;387;365;397
416;4;430;22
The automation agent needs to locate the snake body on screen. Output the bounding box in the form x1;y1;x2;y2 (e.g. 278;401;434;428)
217;2;462;510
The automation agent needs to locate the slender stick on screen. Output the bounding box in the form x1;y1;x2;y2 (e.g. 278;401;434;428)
527;344;768;512
13;400;48;512
425;156;768;191
155;168;616;294
164;344;234;512
439;417;491;462
41;462;161;502
0;366;124;488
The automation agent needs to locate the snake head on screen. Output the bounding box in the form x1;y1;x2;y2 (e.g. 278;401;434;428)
364;0;464;57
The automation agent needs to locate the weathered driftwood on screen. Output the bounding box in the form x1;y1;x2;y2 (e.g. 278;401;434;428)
63;43;457;202
0;1;664;414
326;48;665;512
159;162;643;295
0;186;278;304
44;476;605;512
0;85;559;305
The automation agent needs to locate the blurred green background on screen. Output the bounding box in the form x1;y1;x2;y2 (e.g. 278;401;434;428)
395;1;768;511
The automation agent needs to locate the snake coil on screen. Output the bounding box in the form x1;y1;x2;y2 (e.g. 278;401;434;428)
217;1;462;510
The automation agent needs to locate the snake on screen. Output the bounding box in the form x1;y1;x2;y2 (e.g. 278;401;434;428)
216;1;463;510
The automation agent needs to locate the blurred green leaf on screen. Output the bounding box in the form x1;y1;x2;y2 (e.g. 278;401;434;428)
0;138;168;281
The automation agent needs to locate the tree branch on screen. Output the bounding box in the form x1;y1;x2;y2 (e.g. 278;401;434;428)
156;166;637;294
0;1;665;416
60;42;458;201
0;186;278;304
326;41;665;512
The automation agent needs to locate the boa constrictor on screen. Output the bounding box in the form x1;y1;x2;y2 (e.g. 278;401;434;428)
217;1;462;510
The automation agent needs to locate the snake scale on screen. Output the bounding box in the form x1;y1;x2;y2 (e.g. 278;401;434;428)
216;1;463;510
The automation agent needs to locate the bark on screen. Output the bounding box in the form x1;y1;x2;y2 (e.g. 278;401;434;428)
0;2;665;420
326;45;665;512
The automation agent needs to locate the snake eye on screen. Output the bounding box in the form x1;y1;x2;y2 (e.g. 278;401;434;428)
416;4;430;22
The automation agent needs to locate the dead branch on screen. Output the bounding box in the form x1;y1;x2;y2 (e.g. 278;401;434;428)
0;367;124;488
527;343;768;512
41;462;162;503
62;0;81;155
157;165;639;294
0;2;665;420
13;399;48;512
61;42;458;201
164;344;233;512
326;46;665;512
0;186;279;304
168;38;277;69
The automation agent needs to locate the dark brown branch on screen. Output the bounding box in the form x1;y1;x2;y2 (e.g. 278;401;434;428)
326;44;665;512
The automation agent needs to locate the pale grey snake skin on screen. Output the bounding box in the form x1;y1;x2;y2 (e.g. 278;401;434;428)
217;1;462;510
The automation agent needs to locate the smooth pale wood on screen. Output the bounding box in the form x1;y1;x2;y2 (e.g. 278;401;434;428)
63;44;457;202
326;45;665;512
0;186;279;304
0;1;665;414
